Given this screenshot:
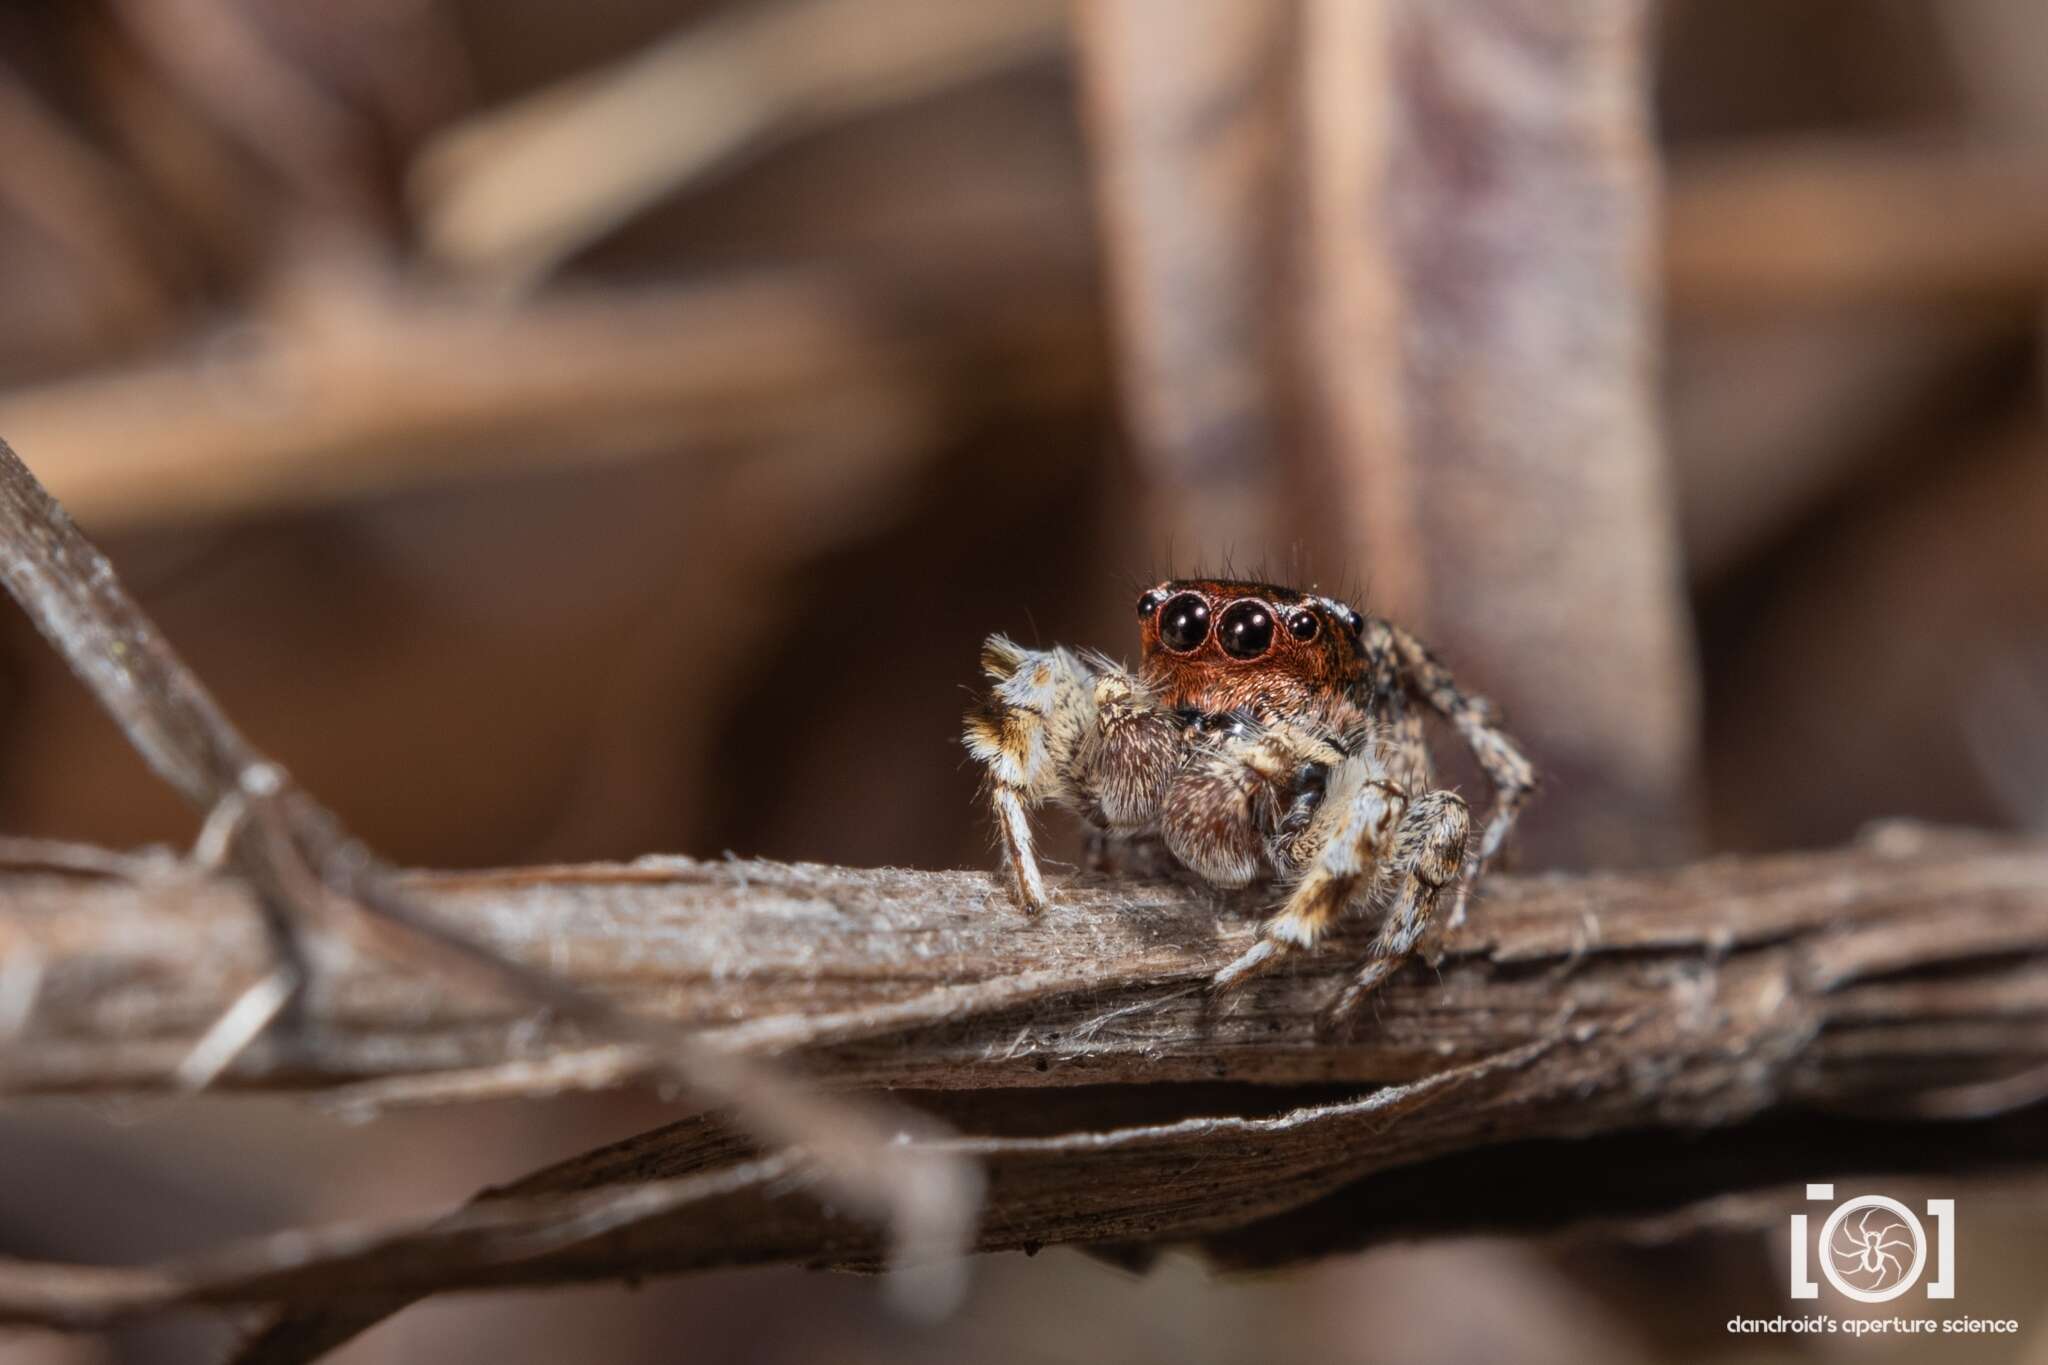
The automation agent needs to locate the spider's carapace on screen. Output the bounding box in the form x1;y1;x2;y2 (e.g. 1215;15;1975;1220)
1135;579;1371;727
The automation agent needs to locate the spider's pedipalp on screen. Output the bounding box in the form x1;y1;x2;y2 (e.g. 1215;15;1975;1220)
1160;723;1293;888
962;635;1088;913
963;635;1180;914
1077;667;1180;831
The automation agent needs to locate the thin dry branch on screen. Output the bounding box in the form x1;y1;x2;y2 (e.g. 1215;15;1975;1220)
225;1103;2048;1363
1666;138;2048;317
5;825;2047;1104
1072;0;1297;553
3;434;2047;1342
1074;0;1698;866
1383;0;1699;868
0;60;182;349
0;436;978;1308
111;0;384;227
5;1051;1523;1334
1;825;2046;1341
0;274;1093;531
412;0;1065;288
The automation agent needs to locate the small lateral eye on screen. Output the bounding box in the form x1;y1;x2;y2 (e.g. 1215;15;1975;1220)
1158;593;1210;651
1219;600;1275;659
1136;589;1165;618
1286;609;1319;641
1344;608;1365;636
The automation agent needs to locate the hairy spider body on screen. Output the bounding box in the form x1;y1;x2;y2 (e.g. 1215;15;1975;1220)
963;578;1536;1022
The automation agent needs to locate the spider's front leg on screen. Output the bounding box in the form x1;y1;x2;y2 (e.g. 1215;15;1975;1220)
1384;623;1536;929
1212;745;1470;1024
962;637;1177;913
1211;748;1406;991
1325;788;1469;1020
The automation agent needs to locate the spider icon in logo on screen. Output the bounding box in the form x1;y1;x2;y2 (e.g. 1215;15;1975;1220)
1790;1186;1954;1302
1818;1196;1927;1303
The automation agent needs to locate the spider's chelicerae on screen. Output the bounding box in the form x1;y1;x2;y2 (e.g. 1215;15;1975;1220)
963;579;1537;1021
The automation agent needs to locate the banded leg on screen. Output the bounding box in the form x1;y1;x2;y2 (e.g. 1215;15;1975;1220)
1212;752;1407;990
1385;623;1537;928
962;636;1089;912
963;637;1178;913
1327;789;1469;1021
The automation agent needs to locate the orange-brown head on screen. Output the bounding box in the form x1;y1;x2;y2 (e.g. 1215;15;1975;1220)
1134;579;1370;721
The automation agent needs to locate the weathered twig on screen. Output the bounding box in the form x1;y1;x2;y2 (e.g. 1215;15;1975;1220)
1074;0;1698;866
1;824;2046;1345
221;1100;2048;1363
412;0;1064;288
6;825;2047;1103
110;0;384;227
0;61;182;353
0;435;978;1308
1380;0;1700;868
5;1047;1531;1336
0;274;1095;531
1666;138;2048;317
1072;0;1298;554
4;431;2048;1345
183;1115;2048;1363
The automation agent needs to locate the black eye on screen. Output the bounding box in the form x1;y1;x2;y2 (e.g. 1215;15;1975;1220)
1286;609;1319;641
1136;589;1165;618
1158;593;1210;651
1219;600;1275;659
1344;608;1365;636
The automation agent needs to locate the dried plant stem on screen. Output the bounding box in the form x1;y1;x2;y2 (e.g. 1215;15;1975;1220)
0;435;978;1312
0;824;2043;1347
7;826;2048;1102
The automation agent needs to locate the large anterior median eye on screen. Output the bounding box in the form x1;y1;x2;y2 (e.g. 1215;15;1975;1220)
1219;600;1275;659
1158;593;1210;651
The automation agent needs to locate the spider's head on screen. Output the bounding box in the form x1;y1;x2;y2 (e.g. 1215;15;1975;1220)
1134;579;1367;717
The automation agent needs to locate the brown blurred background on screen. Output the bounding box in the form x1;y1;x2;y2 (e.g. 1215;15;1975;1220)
2;0;2047;1360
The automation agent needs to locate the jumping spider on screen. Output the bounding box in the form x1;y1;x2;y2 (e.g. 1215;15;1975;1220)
963;579;1536;1021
